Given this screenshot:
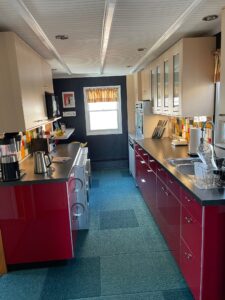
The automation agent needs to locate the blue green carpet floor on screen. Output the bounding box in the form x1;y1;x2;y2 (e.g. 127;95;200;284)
0;169;194;300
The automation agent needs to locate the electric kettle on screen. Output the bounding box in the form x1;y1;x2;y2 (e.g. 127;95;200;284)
34;151;52;174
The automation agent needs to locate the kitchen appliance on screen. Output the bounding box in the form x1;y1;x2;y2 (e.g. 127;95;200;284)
72;147;91;230
34;151;52;174
0;138;20;181
135;101;152;139
188;127;201;155
45;92;60;119
31;137;56;154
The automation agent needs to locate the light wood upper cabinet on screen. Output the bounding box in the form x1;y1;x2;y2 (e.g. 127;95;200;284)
41;59;54;94
133;72;142;102
140;67;150;100
0;32;53;132
151;37;215;117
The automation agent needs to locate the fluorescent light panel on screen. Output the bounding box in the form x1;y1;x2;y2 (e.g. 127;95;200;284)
100;0;117;74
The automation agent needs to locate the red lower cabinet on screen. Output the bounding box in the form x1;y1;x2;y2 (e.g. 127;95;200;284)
0;182;74;265
180;238;201;300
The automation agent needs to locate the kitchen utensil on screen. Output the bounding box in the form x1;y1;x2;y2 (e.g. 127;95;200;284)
34;151;52;174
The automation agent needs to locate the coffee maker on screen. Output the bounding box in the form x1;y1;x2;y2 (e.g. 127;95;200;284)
0;138;20;181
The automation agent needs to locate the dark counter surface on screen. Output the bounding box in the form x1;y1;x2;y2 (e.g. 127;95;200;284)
136;138;225;206
0;143;80;186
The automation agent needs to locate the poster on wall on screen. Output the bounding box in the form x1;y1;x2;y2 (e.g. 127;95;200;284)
62;91;75;108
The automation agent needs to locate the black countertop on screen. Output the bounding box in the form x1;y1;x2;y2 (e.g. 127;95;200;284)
0;143;80;186
136;138;225;206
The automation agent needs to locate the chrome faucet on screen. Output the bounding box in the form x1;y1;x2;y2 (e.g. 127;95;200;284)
201;121;215;147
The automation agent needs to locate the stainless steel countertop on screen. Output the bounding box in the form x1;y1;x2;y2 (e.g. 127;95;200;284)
0;143;80;186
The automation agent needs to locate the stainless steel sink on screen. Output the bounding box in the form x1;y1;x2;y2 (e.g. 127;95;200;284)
176;164;195;176
167;157;202;166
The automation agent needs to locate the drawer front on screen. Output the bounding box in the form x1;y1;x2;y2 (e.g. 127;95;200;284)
180;188;202;223
180;239;201;300
167;173;180;199
148;154;157;173
181;206;202;259
156;162;167;182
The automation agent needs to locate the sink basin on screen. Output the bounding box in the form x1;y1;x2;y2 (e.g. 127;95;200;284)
167;157;202;166
176;164;195;176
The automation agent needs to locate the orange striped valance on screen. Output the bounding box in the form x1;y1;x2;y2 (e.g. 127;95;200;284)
86;87;119;103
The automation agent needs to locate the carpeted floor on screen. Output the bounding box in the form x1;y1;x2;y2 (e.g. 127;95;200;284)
0;168;194;300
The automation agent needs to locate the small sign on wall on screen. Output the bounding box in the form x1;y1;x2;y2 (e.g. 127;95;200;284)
63;111;76;117
62;91;75;108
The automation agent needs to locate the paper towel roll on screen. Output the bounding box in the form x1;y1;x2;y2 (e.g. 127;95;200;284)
189;128;201;155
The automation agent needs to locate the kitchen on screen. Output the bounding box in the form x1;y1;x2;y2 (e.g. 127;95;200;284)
0;1;225;300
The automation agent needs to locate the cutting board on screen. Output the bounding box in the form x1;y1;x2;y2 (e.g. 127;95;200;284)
0;230;7;274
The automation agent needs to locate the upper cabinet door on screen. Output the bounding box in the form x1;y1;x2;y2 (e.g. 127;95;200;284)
0;32;53;132
141;68;150;100
163;60;169;114
155;65;162;113
172;53;180;115
151;37;215;117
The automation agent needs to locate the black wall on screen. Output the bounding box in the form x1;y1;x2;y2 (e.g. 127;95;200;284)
53;76;128;163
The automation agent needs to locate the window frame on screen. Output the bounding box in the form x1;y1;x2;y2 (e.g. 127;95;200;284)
83;85;123;136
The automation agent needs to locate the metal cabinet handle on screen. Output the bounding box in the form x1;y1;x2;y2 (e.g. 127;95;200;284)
184;252;192;260
185;216;193;224
149;160;155;163
74;178;84;192
185;196;191;202
138;148;142;151
157;168;163;172
71;203;85;220
143;153;148;156
169;179;174;184
161;186;165;192
165;191;169;196
147;169;153;173
140;161;145;164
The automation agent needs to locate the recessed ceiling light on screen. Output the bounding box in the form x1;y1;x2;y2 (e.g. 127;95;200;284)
202;15;218;21
137;48;146;52
55;34;69;40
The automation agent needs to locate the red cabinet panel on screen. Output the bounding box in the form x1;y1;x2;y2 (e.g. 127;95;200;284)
166;173;180;199
181;206;202;259
180;238;200;300
0;182;73;265
157;177;180;264
180;188;202;223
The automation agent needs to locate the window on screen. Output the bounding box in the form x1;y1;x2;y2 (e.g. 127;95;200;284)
84;86;122;135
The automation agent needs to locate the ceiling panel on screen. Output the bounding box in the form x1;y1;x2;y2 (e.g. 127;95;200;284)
0;0;224;77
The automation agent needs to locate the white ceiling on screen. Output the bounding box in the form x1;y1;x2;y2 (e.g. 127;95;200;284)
0;0;223;77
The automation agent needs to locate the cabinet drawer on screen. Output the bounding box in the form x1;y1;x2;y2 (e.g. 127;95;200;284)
148;154;157;173
180;188;202;223
166;173;180;199
181;206;202;259
156;162;167;182
180;239;201;300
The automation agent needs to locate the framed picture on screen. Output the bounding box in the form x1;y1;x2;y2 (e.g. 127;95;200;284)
62;91;75;108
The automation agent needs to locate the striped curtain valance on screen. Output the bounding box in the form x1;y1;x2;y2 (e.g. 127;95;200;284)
86;87;119;103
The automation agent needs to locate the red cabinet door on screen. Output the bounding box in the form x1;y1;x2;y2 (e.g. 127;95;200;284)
0;182;73;265
145;167;157;215
156;178;168;237
180;238;201;300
